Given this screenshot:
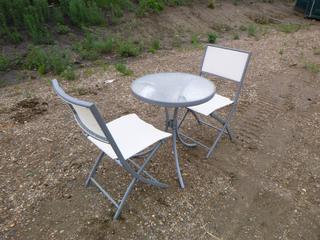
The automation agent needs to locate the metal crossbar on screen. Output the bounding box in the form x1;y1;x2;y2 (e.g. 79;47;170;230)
85;141;167;220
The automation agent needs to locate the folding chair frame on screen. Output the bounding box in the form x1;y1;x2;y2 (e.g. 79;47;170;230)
178;45;251;158
52;80;168;220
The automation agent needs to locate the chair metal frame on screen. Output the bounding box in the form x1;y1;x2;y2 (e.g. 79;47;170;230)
52;79;169;219
178;45;251;158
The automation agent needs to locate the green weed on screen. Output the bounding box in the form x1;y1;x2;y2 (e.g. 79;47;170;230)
69;0;104;26
148;39;161;53
208;32;218;43
277;23;301;33
207;0;216;9
137;0;165;16
57;24;71;34
191;35;200;46
61;66;76;80
73;34;114;60
0;54;9;71
247;23;257;37
115;63;133;76
117;41;140;57
24;46;71;75
233;32;240;40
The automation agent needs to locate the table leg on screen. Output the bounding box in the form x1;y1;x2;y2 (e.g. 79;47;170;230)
165;107;185;188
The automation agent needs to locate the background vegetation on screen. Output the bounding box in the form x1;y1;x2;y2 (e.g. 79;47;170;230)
0;0;191;44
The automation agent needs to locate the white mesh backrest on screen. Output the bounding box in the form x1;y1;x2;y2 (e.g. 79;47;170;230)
71;104;105;138
201;46;249;82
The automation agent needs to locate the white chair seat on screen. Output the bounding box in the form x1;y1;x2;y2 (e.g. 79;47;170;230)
88;114;171;160
188;94;233;116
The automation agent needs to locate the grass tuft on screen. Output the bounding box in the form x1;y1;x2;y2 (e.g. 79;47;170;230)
247;23;257;37
304;62;320;74
117;41;140;57
0;55;10;71
208;32;218;43
277;23;301;34
115;63;133;75
148;39;161;53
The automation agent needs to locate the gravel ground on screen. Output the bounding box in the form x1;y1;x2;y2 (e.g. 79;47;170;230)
1;8;320;240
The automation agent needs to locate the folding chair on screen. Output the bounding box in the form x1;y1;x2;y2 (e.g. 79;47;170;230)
178;45;251;158
51;79;171;219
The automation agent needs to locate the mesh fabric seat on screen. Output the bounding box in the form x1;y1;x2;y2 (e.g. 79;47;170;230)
51;79;171;219
88;113;170;160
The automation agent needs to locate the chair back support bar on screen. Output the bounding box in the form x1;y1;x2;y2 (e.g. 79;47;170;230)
52;79;108;143
201;45;251;83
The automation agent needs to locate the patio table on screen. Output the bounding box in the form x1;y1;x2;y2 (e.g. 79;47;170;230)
131;72;216;188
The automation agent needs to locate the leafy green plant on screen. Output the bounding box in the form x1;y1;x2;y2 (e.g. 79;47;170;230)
208;0;216;9
61;66;76;80
69;0;104;26
148;39;161;53
24;12;53;44
137;0;165;16
117;41;140;57
208;32;218;43
115;63;133;75
207;0;215;9
93;37;114;54
0;54;9;71
49;48;72;75
24;46;71;75
247;23;257;37
191;34;200;46
24;47;48;73
73;34;114;60
57;24;70;34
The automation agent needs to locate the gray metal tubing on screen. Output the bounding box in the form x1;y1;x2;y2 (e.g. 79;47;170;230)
206;101;239;158
90;178;119;208
178;132;210;150
132;144;159;158
113;177;138;220
165;108;169;131
176;131;197;148
85;151;105;186
114;142;166;219
197;118;228;134
177;109;189;129
189;110;202;125
127;159;158;182
210;112;233;141
172;108;185;188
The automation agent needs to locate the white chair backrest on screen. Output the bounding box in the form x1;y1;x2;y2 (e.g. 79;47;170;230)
71;104;106;138
52;79;107;141
201;45;250;83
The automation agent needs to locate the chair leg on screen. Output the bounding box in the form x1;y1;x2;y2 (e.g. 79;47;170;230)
114;142;167;219
210;113;234;142
113;177;138;220
85;151;105;187
206;123;229;158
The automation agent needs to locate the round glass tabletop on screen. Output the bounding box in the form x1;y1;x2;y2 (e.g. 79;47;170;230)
131;72;216;107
